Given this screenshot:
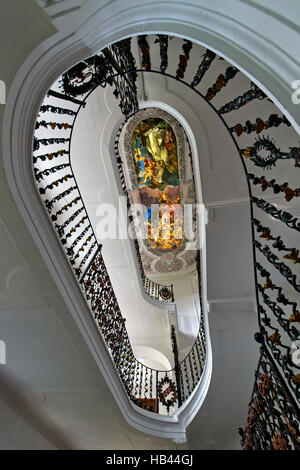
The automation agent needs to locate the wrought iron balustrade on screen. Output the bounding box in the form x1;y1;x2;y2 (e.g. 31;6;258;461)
32;35;299;432
133;33;299;445
239;346;300;450
80;247;205;414
80;248;205;414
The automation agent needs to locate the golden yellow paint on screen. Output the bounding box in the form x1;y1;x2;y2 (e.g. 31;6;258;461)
131;118;183;250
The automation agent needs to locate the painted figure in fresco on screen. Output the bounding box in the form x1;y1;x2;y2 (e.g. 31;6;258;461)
132;118;179;189
143;125;179;180
134;148;161;185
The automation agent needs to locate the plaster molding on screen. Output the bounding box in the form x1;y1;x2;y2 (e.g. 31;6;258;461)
52;0;300;128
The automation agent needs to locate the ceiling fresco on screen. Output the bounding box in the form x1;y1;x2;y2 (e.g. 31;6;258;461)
131;117;183;251
120;108;197;274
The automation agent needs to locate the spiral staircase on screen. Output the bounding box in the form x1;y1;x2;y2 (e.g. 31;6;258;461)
0;0;299;450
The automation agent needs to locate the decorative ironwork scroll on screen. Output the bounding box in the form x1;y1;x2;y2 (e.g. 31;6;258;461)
243;137;300;169
191;49;216;88
32;34;299;432
218;82;266;114
230;114;291;137
239;348;300;450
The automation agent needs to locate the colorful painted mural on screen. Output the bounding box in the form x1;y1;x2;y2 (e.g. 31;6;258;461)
131;118;183;250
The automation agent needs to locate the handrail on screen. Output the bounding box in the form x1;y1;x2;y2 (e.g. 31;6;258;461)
133;34;300;438
239;346;300;450
80;247;205;414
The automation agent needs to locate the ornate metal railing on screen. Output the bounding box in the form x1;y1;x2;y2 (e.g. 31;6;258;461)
33;39;139;278
34;99;98;278
59;39;138;118
133;233;174;302
81;248;205;414
134;34;299;445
